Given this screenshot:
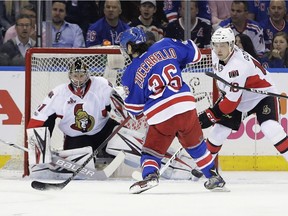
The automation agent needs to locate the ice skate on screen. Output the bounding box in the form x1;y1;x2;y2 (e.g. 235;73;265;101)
204;168;230;192
129;172;159;194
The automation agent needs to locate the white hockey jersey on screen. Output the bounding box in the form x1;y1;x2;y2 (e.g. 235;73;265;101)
212;46;278;113
29;77;113;136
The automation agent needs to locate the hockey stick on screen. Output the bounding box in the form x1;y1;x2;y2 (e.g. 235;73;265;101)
131;147;184;181
205;72;288;99
0;138;29;152
31;116;130;191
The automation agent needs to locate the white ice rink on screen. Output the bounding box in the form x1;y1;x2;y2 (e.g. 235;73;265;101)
0;171;287;216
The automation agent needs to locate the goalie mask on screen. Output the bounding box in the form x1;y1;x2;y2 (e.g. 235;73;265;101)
69;59;90;88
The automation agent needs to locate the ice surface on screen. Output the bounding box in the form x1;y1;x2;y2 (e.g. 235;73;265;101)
0;171;287;216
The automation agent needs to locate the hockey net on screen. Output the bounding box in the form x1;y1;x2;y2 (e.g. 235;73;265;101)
15;46;214;176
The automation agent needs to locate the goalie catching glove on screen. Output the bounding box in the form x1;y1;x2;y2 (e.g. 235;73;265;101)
198;105;223;129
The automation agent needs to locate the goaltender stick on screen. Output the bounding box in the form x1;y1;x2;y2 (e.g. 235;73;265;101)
27;59;201;180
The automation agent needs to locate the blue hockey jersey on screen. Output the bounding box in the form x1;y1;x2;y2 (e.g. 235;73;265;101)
260;18;288;51
86;17;130;47
121;38;202;125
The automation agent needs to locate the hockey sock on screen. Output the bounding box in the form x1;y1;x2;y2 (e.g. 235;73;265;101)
206;139;222;157
274;136;288;161
186;140;215;178
140;153;161;179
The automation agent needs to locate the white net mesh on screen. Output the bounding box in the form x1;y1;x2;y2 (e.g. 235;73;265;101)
5;46;213;176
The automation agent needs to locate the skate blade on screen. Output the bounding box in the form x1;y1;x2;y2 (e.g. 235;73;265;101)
210;186;230;192
129;181;159;194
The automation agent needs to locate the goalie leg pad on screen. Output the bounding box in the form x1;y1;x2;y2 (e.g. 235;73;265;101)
106;127;144;168
55;146;95;170
161;147;197;180
30;146;96;180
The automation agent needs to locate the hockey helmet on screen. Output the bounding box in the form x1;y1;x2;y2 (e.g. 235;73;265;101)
211;27;235;49
119;27;147;52
69;59;90;88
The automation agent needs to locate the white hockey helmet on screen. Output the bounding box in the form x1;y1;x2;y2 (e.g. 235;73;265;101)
211;27;235;50
69;59;90;88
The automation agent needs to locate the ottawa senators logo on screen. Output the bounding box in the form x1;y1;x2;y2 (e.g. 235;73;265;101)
70;104;95;132
262;105;271;115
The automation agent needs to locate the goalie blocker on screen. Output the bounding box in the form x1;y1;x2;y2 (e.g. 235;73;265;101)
27;126;200;180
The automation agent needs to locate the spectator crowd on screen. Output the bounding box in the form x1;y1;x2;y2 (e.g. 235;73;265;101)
0;0;287;68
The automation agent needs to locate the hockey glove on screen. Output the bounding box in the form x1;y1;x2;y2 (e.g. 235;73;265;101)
198;107;222;129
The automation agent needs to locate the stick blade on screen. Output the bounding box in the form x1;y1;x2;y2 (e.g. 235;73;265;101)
31;181;66;191
101;151;125;178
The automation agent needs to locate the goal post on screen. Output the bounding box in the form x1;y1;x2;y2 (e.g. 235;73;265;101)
23;46;216;177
